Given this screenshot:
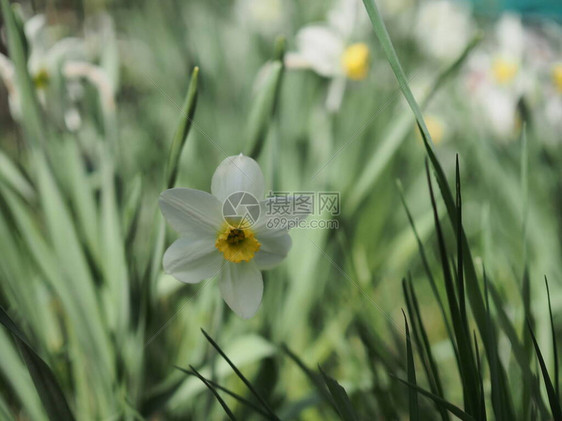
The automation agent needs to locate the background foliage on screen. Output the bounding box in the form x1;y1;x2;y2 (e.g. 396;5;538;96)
0;0;561;419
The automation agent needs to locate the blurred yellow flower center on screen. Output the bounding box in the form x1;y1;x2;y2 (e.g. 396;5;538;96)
492;58;518;85
33;68;50;89
416;115;445;145
341;43;370;80
552;64;562;93
216;225;261;263
426;116;445;144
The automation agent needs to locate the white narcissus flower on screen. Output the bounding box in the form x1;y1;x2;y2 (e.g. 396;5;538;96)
464;14;531;138
536;62;562;141
235;0;284;37
285;0;370;111
159;154;294;319
0;13;113;129
415;0;474;63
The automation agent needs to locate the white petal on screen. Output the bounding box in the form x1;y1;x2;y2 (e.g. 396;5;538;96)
24;15;46;46
159;188;223;236
296;26;344;77
211;154;265;202
328;0;358;38
496;14;524;59
326;76;347;112
254;231;292;269
219;262;263;319
163;237;223;284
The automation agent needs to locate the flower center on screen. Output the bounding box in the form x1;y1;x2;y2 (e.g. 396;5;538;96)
341;43;370;81
417;115;445;145
215;225;261;263
492;58;518;85
552;64;562;93
33;68;50;89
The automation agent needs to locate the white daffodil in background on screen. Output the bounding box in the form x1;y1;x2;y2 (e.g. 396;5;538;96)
0;14;82;118
415;0;474;63
464;14;531;138
285;0;370;111
0;13;115;130
235;0;285;38
160;154;295;319
531;61;562;143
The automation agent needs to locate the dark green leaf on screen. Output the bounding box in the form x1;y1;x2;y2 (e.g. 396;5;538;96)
403;279;448;420
0;306;75;421
425;161;480;416
201;329;279;420
361;0;490;357
319;367;359;421
403;310;419;421
392;376;476;421
188;365;237;421
175;366;272;418
528;323;562;420
545;276;559;400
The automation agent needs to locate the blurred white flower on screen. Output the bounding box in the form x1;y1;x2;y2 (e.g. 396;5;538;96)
285;0;370;111
0;13;113;127
415;0;474;62
160;154;294;319
235;0;284;37
551;63;562;94
63;61;116;112
536;62;562;140
465;14;530;138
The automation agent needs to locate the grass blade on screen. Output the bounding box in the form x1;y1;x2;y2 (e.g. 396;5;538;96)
545;276;559;401
319;367;359;421
281;344;338;411
397;180;456;357
246;56;285;159
175;366;273;419
528;323;562;420
361;0;489;354
391;376;476;421
403;278;448;420
0;0;46;145
188;365;237;421
455;157;467;334
402;310;419;421
426;161;480;415
347;34;480;213
201;329;279;420
0;150;34;202
165;66;199;189
0;306;75;421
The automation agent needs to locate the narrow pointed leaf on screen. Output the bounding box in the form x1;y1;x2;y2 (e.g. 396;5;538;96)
201;329;279;420
319;367;359;421
165;66;199;188
403;310;419;421
0;306;75;421
392;376;476;421
528;323;562;420
188;365;237;421
545;276;559;400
